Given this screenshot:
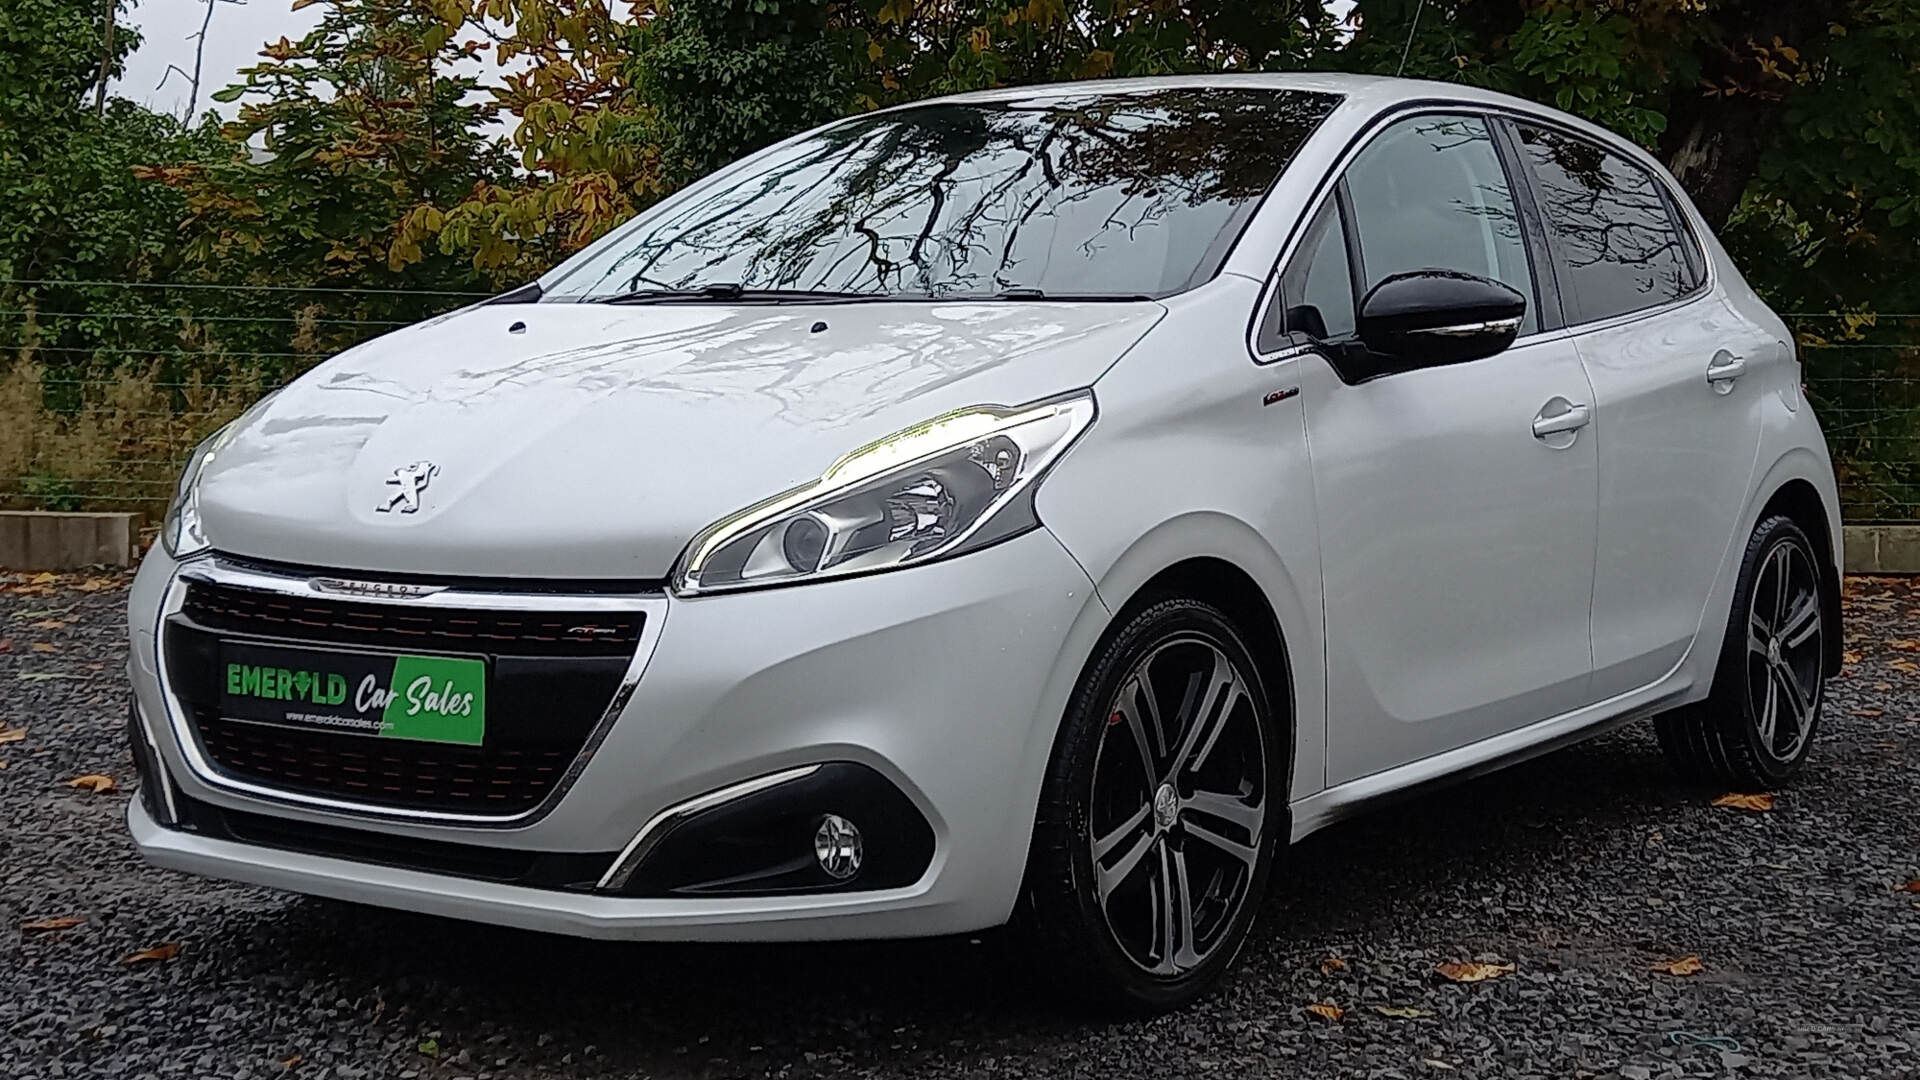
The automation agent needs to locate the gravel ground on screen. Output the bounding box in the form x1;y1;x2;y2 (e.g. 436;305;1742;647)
2;571;1916;1080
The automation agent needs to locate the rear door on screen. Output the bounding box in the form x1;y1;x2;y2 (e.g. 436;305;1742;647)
1506;122;1768;696
1268;112;1602;784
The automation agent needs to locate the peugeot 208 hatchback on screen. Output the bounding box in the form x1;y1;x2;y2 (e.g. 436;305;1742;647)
127;74;1841;1011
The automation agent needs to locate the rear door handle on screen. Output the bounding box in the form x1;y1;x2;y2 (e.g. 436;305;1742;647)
1706;350;1746;391
1531;400;1592;440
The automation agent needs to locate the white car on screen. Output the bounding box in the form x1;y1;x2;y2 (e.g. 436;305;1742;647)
126;74;1841;1011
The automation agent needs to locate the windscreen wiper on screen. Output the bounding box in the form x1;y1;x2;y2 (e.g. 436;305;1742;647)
588;283;890;304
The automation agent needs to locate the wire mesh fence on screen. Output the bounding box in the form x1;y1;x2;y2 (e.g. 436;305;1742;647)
2;279;1918;521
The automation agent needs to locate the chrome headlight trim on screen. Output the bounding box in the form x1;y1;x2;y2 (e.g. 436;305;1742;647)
674;391;1097;596
160;391;279;559
159;429;225;559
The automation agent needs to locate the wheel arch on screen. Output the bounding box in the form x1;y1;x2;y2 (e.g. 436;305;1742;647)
1072;511;1323;801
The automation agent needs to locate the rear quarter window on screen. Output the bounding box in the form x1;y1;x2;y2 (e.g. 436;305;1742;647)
1514;125;1701;325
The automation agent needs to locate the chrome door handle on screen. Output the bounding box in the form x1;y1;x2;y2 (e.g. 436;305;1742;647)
1706;350;1747;391
1531;401;1592;439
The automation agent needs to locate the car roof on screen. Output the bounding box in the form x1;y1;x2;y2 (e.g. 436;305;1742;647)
925;72;1512;112
911;72;1655;180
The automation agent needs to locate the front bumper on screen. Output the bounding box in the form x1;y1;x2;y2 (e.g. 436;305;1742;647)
126;529;1107;940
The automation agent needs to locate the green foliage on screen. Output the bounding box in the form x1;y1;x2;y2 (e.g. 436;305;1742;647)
9;0;1920;517
151;0;512;298
629;0;845;185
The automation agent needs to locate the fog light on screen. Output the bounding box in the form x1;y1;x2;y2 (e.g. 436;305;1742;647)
813;814;862;880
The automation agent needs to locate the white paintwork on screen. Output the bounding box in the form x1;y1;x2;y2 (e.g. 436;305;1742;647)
127;73;1840;943
1302;334;1601;782
195;301;1162;578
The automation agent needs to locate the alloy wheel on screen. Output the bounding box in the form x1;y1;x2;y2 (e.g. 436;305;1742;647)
1087;635;1267;976
1744;538;1824;764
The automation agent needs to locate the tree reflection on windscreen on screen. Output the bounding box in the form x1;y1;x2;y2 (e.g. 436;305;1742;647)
550;88;1339;301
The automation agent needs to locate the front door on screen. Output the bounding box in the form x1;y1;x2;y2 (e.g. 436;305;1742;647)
1271;113;1601;784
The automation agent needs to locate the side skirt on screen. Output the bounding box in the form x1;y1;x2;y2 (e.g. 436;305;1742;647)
1288;669;1700;843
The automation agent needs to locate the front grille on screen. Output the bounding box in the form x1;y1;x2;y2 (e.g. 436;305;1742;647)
166;575;644;816
191;711;573;810
181;578;643;658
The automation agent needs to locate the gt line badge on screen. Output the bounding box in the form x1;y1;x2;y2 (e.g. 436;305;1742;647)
377;461;439;514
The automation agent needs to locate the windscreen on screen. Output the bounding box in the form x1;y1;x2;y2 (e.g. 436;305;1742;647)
546;87;1340;301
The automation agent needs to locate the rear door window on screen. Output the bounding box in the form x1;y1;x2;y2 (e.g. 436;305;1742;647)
1514;125;1699;324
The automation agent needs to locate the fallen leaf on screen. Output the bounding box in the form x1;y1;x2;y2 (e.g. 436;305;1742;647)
417;1038;440;1058
0;726;26;745
1422;1061;1457;1071
1891;659;1919;674
1375;1005;1433;1018
66;774;118;794
1842;650;1863;664
122;942;181;964
1875;682;1894;691
30;642;56;653
29;620;67;630
1435;961;1515;983
1889;639;1920;652
29;572;56;585
280;1056;302;1070
1897;879;1920;894
1320;956;1347;975
1712;792;1774;812
17;673;74;681
21;916;85;931
1304;1002;1345;1022
1651;954;1705;976
0;638;11;653
1855;707;1887;717
73;576;119;592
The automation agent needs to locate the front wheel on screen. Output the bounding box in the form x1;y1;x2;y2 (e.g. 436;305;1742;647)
1656;514;1829;789
1021;597;1284;1013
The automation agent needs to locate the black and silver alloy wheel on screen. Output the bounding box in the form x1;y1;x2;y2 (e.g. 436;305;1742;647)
1091;637;1266;977
1024;597;1283;1013
1658;514;1831;789
1743;537;1824;766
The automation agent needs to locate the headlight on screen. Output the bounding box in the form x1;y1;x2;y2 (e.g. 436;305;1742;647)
675;392;1096;595
160;392;276;559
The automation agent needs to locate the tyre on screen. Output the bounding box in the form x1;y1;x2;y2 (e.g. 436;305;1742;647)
1022;597;1284;1013
1656;515;1828;789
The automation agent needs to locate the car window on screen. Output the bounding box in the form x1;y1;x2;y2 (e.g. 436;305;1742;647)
1258;196;1354;352
1514;125;1698;324
1343;114;1537;334
543;88;1340;302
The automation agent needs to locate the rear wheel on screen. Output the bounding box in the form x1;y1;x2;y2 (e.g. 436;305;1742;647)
1022;597;1283;1013
1656;515;1827;789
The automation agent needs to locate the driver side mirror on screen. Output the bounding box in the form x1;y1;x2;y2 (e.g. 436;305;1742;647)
1352;270;1526;380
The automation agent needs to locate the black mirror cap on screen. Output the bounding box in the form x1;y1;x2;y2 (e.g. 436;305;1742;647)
1354;269;1526;376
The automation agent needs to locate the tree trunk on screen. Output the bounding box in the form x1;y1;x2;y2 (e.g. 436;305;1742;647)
1657;0;1825;231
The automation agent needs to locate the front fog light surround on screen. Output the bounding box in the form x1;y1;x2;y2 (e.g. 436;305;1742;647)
676;393;1095;595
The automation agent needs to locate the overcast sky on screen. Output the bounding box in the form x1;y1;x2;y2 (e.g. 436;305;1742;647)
115;0;322;122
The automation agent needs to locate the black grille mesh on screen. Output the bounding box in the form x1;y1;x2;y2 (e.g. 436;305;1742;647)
172;577;642;815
